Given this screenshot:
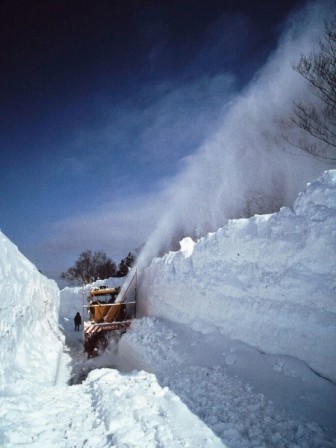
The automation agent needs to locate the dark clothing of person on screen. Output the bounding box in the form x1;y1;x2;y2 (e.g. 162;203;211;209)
74;312;82;331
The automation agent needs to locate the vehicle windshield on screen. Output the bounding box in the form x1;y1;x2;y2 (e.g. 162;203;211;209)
90;293;116;303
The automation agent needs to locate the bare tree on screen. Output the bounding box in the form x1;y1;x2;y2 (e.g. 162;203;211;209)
289;18;336;161
60;250;117;285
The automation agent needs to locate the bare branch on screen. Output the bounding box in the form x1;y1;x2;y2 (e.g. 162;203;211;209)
288;17;336;161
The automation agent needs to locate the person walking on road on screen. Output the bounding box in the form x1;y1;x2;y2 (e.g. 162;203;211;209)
74;312;82;331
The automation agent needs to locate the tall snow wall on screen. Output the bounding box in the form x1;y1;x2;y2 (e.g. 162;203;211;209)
0;232;64;390
139;170;336;382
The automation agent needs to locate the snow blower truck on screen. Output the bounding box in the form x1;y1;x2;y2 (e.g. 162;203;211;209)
83;271;137;357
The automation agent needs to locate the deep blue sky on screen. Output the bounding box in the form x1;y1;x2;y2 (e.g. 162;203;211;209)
0;0;310;282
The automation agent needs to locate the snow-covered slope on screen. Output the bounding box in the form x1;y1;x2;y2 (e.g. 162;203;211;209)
139;170;336;382
0;232;64;390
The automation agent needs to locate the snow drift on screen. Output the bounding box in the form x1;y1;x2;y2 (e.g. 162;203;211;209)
139;170;336;382
0;232;64;390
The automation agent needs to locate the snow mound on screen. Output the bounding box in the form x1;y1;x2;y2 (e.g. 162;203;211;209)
0;232;64;390
86;368;226;447
139;170;336;382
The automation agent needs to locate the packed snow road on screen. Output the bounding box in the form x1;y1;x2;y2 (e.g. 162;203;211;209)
2;356;225;447
1;330;225;448
116;317;336;448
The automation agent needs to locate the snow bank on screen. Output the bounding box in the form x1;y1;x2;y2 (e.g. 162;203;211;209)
0;232;64;390
119;317;336;446
139;170;336;382
86;368;225;447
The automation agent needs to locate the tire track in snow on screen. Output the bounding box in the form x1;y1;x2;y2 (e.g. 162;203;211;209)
1;383;108;448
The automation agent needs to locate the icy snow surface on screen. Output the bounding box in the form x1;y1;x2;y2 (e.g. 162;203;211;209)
1;170;336;447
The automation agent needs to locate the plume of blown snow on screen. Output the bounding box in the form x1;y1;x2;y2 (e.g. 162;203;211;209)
137;1;333;268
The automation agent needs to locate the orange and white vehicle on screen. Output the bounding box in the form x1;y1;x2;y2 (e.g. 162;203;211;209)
83;272;137;356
